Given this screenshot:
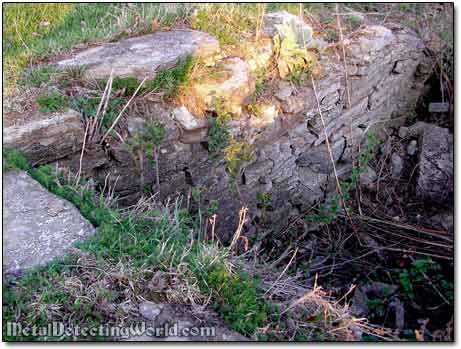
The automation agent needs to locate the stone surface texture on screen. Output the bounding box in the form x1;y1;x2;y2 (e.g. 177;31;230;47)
194;57;255;116
408;122;453;202
3;170;96;276
57;30;220;80
3;109;83;164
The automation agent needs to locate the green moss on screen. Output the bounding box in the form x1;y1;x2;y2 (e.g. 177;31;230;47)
3;149;30;172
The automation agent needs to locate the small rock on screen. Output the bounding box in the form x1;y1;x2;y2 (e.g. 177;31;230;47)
391;153;403;177
398;126;409;139
139;302;163;321
347;26;394;62
2;109;84;164
406;140;417;156
360;166;377;186
428;102;449;113
127;117;146;135
275;85;294;101
430;212;454;232
414;123;453;201
172;106;207;131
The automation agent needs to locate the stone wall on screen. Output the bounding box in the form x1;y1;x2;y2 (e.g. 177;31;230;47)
3;23;431;241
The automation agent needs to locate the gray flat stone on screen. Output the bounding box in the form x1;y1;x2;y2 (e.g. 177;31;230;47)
57;30;220;80
3;109;84;164
139;301;164;321
2;170;96;276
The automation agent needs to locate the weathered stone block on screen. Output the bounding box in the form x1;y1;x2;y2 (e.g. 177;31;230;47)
57;30;220;80
3;170;96;276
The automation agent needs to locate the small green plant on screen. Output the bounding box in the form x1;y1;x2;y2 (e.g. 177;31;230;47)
256;192;272;209
224;139;254;179
207;112;230;153
19;65;59;87
344;15;362;30
306;133;380;224
256;191;272;223
111;76;140;95
324;29;338;43
396;258;452;303
124;120;165;192
246;102;264;118
35;90;68;112
223;139;254;197
206;199;219;216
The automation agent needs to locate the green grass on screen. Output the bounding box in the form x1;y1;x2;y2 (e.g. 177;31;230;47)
35;91;68;112
19;65;60;88
203;265;268;335
190;4;260;46
3;149;30;172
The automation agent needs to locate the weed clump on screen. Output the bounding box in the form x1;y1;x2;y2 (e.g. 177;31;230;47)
207;112;231;153
204;265;268;335
145;55;193;98
124;120;165;192
70;96;123;133
35;91;68;112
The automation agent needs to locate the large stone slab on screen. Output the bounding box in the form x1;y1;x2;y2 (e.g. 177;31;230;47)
57;30;220;80
2;170;96;276
3;109;84;164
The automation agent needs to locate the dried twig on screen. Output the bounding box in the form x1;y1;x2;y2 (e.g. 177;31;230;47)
100;77;147;144
264;247;298;296
75;122;90;185
230;207;248;252
310;76;344;200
